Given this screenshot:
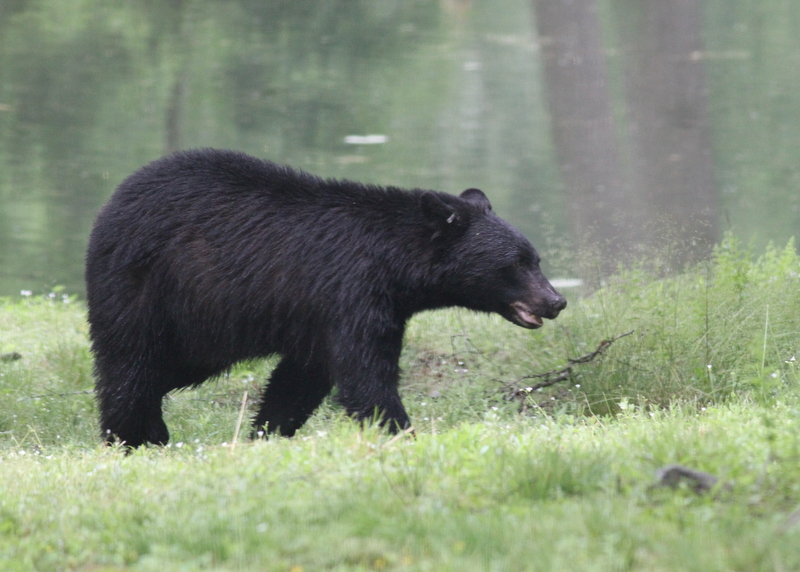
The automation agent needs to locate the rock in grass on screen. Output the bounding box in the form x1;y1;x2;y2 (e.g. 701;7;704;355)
0;352;21;362
654;464;721;494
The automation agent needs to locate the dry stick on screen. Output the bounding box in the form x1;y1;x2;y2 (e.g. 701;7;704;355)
381;426;416;448
231;390;249;452
18;389;94;401
499;330;634;400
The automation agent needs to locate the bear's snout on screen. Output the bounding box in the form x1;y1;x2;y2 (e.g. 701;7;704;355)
546;290;567;317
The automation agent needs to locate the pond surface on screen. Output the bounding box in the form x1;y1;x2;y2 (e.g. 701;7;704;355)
1;0;798;296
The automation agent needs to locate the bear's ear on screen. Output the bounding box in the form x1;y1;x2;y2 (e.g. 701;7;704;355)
420;191;469;239
460;188;492;213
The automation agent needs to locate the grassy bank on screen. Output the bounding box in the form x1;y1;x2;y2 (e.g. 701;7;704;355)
1;237;799;570
3;403;800;571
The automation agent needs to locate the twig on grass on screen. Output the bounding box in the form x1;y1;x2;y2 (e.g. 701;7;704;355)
230;390;249;452
381;426;416;448
18;389;94;401
498;330;634;410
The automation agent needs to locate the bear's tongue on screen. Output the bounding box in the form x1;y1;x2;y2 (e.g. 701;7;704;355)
511;302;543;328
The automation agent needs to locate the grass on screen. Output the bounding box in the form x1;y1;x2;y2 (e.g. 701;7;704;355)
1;236;800;570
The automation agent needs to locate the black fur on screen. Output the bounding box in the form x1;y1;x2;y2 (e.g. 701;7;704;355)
86;149;566;447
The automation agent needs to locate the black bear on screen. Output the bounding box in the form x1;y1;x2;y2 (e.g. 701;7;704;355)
86;149;566;447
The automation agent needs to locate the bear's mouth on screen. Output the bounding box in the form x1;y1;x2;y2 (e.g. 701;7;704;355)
509;302;543;329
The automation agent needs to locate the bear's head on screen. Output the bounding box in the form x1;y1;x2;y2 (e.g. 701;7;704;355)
421;188;566;328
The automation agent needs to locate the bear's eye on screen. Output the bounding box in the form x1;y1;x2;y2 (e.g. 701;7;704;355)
514;253;532;270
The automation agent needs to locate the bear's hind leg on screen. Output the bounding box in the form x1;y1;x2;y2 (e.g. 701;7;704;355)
95;359;172;448
99;392;169;448
252;357;332;438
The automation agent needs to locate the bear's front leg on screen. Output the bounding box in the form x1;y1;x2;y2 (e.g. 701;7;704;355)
331;330;411;433
251;356;333;438
339;386;411;434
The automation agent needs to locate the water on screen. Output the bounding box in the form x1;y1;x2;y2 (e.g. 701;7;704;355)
1;0;798;297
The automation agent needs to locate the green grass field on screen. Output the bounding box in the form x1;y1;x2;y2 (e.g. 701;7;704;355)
1;237;800;571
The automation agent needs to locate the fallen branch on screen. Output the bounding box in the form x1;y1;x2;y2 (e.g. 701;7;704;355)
499;330;634;405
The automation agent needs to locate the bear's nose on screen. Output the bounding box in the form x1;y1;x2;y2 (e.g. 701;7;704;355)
546;292;567;316
551;294;567;312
